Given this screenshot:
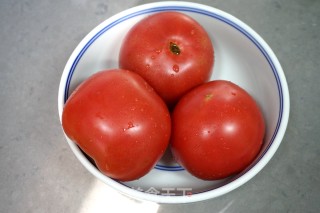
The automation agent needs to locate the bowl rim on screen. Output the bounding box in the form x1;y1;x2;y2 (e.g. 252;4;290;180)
58;1;290;203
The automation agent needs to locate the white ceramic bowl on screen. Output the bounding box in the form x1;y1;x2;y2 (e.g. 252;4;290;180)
58;1;290;203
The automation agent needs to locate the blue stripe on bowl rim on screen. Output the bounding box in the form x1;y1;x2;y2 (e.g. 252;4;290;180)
154;164;185;171
64;5;283;177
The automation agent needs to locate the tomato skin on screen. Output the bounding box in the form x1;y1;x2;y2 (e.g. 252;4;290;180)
119;11;214;107
62;69;171;181
171;80;265;180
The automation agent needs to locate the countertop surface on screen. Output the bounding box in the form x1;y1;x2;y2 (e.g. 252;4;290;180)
1;0;319;212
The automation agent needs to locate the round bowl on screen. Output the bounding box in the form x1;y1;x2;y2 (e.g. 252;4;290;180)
58;1;290;203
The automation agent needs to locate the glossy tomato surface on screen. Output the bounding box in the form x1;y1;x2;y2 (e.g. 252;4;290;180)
171;80;265;180
62;69;171;181
119;11;214;107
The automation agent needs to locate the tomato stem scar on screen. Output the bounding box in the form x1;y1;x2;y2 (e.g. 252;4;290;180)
205;93;213;101
170;42;181;55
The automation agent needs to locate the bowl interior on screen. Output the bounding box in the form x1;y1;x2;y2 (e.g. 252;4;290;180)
58;2;288;203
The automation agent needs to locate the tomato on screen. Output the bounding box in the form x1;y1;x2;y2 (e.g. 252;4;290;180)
119;11;214;107
62;69;171;181
171;80;265;180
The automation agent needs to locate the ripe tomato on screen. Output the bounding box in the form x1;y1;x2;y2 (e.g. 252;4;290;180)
62;69;171;181
171;80;265;180
119;11;214;107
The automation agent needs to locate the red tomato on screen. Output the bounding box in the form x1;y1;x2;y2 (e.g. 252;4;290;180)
62;69;171;181
171;80;265;180
119;11;214;107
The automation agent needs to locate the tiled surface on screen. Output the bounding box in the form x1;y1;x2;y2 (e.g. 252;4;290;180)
1;0;319;212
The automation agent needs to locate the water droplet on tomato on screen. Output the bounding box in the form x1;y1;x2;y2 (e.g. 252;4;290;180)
127;122;134;129
172;64;179;72
170;74;174;77
96;112;104;119
155;49;161;54
105;162;110;171
130;107;136;111
145;64;150;69
151;55;155;59
190;29;195;35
